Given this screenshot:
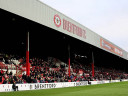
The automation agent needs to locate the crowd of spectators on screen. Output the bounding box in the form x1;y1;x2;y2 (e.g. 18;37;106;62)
0;54;128;84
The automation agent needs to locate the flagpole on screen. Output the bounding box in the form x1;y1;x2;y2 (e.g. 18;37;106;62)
26;32;30;76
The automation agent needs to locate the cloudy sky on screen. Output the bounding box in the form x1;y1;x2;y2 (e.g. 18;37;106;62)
40;0;128;52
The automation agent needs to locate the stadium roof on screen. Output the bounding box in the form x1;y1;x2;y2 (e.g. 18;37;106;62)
0;0;128;60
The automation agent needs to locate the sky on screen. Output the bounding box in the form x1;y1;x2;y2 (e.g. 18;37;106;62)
39;0;128;52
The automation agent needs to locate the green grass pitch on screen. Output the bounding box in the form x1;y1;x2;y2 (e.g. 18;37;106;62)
1;81;128;96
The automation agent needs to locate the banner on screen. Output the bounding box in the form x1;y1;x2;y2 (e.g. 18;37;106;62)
100;38;123;56
0;81;88;92
1;80;128;92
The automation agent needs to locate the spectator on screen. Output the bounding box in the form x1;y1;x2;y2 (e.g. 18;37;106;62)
40;77;45;83
12;81;18;91
9;71;13;76
0;76;2;82
33;77;37;83
13;74;17;81
3;78;8;84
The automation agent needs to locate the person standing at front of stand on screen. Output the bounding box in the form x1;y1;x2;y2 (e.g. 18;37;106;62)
12;81;18;91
